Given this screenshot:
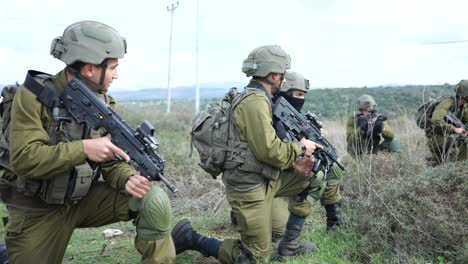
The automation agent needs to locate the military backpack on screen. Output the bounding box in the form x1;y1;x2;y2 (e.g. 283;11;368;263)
190;87;281;180
415;96;452;130
190;87;243;178
0;82;20;166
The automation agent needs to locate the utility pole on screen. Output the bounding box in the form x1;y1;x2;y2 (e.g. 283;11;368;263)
195;0;200;113
166;1;179;113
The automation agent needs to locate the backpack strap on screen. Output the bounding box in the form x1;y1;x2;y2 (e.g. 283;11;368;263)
23;70;60;110
244;80;274;109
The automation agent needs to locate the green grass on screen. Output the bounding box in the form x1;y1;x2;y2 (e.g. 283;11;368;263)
1;99;466;263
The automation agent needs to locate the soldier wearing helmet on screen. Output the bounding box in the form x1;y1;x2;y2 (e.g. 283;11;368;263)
172;47;323;262
268;71;345;235
0;21;175;263
425;80;468;165
346;94;401;157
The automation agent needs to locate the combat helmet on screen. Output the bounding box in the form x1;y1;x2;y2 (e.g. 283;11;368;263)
50;21;127;65
281;71;310;93
357;94;376;109
242;45;291;77
455;80;468;97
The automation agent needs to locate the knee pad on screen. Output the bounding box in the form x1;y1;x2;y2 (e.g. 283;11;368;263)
306;171;326;203
136;184;172;240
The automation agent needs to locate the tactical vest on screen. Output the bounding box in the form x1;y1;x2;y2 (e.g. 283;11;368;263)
0;71;101;209
226;87;280;181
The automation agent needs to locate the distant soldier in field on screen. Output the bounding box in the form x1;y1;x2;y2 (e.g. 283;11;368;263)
346;94;401;157
0;21;175;264
172;45;323;263
425;81;468;165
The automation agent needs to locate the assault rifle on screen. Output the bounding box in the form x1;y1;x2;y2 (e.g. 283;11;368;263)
60;77;177;193
356;110;387;137
272;96;345;178
445;112;468;143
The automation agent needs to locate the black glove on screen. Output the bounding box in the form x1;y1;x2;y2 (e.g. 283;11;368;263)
357;115;368;134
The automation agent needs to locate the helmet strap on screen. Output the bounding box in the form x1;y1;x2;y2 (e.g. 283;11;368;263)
66;66;106;94
259;73;283;95
97;60;109;94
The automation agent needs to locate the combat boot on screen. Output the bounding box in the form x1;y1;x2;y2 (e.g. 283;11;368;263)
325;202;342;231
171;219;221;258
0;242;8;264
277;214;318;260
230;210;238;227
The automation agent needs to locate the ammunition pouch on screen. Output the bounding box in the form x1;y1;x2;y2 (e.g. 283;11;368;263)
233;143;280;181
38;163;98;205
9;163;99;206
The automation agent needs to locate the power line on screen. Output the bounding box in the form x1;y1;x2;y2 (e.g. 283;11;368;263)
423;39;468;45
166;1;179;113
0;16;67;27
195;0;200;114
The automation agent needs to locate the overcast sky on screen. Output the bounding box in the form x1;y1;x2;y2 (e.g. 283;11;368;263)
1;0;468;92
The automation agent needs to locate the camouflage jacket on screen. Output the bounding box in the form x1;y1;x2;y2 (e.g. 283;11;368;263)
9;69;134;191
221;83;302;192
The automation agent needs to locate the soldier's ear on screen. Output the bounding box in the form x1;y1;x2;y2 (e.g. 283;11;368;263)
80;64;94;79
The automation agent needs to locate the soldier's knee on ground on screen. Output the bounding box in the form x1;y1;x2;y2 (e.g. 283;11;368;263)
381;139;401;153
303;171;326;205
130;183;172;241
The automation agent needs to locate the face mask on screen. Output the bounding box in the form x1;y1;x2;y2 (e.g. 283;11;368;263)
279;92;305;112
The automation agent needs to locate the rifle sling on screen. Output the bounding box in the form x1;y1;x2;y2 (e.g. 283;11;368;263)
23;70;59;109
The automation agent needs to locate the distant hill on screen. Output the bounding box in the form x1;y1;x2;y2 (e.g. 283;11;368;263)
113;83;455;119
111;82;245;101
1;82;456;120
111;86;234;101
302;84;454;119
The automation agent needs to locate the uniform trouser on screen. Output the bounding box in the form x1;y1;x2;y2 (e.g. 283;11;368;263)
218;170;312;264
4;182;175;264
347;138;401;158
427;134;468;165
271;168;344;238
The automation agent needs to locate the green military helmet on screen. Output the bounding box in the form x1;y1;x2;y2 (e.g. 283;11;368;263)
455;80;468;97
281;71;310;93
357;94;377;109
50;21;127;65
242;45;291;77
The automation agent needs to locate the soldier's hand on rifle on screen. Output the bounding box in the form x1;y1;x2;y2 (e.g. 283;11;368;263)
300;138;323;157
293;157;314;176
125;172;152;198
83;134;130;163
453;127;465;134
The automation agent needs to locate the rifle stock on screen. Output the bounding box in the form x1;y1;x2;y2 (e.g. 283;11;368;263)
61;77;177;193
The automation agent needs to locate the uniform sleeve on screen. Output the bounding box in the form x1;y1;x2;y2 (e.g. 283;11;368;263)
9;86;86;179
381;122;395;140
101;161;134;190
346;115;361;145
232;93;302;170
431;98;456;131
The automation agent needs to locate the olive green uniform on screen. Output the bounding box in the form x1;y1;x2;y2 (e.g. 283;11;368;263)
426;98;468;164
271;161;344;238
1;70;175;264
218;89;313;263
346;114;399;157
